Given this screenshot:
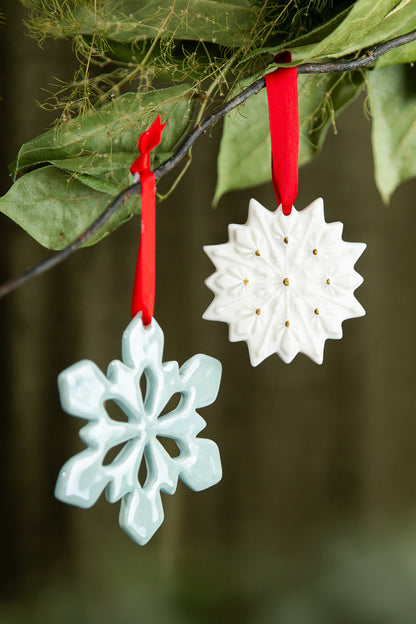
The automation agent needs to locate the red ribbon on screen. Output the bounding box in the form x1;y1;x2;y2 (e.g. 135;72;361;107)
265;52;299;216
130;115;166;325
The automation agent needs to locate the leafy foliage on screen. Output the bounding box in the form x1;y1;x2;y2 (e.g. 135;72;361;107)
12;86;194;178
2;0;416;249
1;86;195;249
0;167;115;249
27;0;256;46
368;64;416;203
248;0;356;45
265;0;416;61
214;71;364;204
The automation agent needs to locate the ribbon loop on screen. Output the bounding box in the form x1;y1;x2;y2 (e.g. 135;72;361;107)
130;115;166;325
265;55;299;216
130;115;166;177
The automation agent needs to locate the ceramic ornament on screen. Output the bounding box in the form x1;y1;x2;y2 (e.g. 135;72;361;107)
55;313;222;545
203;197;366;366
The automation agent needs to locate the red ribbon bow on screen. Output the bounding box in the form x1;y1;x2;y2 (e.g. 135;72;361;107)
265;52;299;215
130;115;166;325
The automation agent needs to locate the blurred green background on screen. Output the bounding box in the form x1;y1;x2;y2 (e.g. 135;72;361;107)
2;3;416;623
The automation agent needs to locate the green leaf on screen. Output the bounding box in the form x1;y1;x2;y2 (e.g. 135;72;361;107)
31;0;257;47
214;71;364;205
1;85;195;248
262;0;416;63
367;64;416;203
0;166;139;250
49;153;134;193
50;153;133;176
245;7;352;64
13;85;194;178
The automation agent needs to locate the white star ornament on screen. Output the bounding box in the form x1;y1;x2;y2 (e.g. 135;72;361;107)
203;198;366;366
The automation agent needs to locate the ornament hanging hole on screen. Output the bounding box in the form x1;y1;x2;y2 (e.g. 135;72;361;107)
156;436;181;458
139;374;147;402
138;453;148;487
105;400;129;423
102;441;127;466
158;393;182;419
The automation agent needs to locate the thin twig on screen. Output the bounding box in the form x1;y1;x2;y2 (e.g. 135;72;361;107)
1;27;416;300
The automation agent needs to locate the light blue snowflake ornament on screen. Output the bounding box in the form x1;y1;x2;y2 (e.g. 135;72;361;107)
55;314;222;545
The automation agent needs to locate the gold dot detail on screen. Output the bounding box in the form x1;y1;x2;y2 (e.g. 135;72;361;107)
285;321;290;328
284;237;289;244
243;278;249;285
326;278;331;285
283;278;290;286
255;249;261;256
256;308;261;315
313;248;318;255
314;308;320;315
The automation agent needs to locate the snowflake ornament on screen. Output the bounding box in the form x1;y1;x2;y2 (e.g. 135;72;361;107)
203;198;366;366
55;314;222;545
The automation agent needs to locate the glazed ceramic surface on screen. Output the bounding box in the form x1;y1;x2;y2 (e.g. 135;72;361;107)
55;314;222;545
204;198;366;365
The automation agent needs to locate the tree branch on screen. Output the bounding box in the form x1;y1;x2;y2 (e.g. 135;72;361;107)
1;27;416;301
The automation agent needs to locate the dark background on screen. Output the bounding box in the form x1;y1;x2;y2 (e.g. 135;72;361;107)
1;3;416;623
